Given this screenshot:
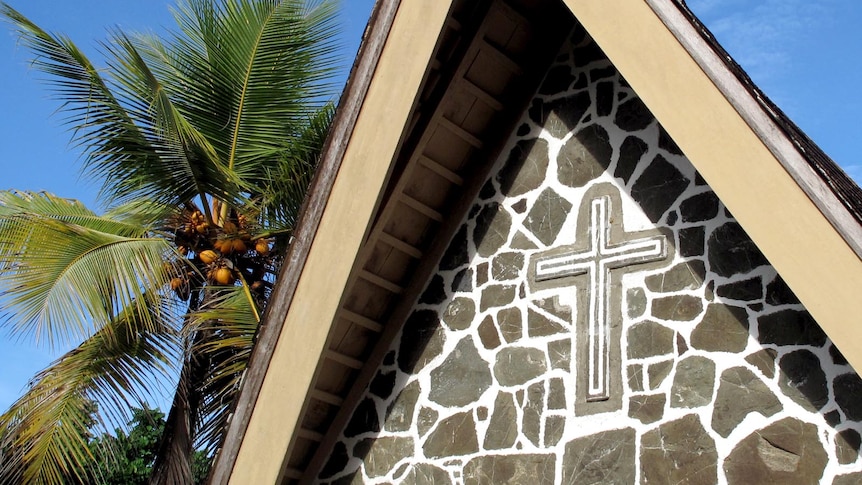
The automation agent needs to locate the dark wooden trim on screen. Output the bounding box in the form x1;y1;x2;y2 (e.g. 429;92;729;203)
207;2;402;483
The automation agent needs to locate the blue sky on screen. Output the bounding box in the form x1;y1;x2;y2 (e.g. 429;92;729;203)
0;1;860;412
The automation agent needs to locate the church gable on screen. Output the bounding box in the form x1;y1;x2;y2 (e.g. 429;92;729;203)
316;24;862;484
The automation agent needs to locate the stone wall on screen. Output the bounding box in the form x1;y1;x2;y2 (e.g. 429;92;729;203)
316;24;862;485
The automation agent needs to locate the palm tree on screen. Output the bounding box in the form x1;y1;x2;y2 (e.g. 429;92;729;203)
0;0;339;483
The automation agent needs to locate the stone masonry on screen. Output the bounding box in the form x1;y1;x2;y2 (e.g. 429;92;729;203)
317;23;862;484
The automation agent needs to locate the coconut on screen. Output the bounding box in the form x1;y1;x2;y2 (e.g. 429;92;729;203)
231;238;247;254
199;250;218;264
254;239;270;255
222;221;238;234
170;277;185;290
214;267;234;285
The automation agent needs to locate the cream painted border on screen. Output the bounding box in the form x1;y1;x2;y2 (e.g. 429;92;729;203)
563;0;862;370
226;2;454;483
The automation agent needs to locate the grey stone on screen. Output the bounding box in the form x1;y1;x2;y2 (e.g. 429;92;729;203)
641;414;717;485
451;267;473;293
540;65;575;94
648;360;673;389
419;274;447;305
671;355;716;408
658;124;684;155
510;230;538;250
679;226;705;257
746;348;778;378
527;308;567;337
417;407;437;437
533;296;572;323
651;294;703;321
544;416;565;447
835;429;861;464
497;307;522;343
477;315;501;350
563;428;636;485
476;406;487;421
759;309;827;347
480;284;516;312
629;394;666;424
495;347;547;386
630;154;690;223
831;344;849;366
712;366;782;437
319;441;350;479
679;191;719;223
548;339;570;370
440;225;468;270
496;138;550;197
824;410;842;427
401;463;451;485
707;222;769;277
645;261;706;292
464;454;556;485
535;92;591;139
484;392;518;450
626;287;647;318
595;81;614;117
523;382;544;447
627;320;675;359
423;411;479;458
834;373;862;421
398;310;445;373
523;187;572;246
370;371;397;400
691;304;750;353
614;135;649;184
723;417;827;485
765;274;800;305
441;297;475;331
491;251;524;281
548;377;567;410
474;203;512;257
615;97;653;131
677;333;688;355
557;125;612;188
628;364;644;392
429;337;492;407
385;380;420;432
345;398;379;437
476;262;488;287
717;276;763;301
778;350;828;412
359;436;414;478
834;473;862;485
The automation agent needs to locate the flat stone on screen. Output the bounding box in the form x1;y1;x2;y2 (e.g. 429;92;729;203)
679;226;705;257
658;124;684;155
629;394;666;424
480;284;516;312
670;355;716;408
536;92;591;139
759;309;826;347
648;360;673;389
440;225;468;271
401;463;451;485
484;392;518;450
627;364;644;392
385;380;420;432
474;203;512;257
497;307;522;343
836;429;861;464
691;303;750;353
523;187;572;246
626;287;647;318
544;416;565;447
778;350;828;412
615;96;653;131
527;308;568;337
557;124;612;188
398;310;445;373
627;320;675;359
359;436;414;478
590;66;616;81
510;230;538;250
835;473;862;485
831;344;849;366
645;260;706;292
451;267;473;293
423;411;479;458
548;377;567;410
630;154;690;223
548;339;570;370
717;276;763;301
476;262;488;287
679;191;719;223
745;348;778;378
523;382;544;446
707;222;769;277
834;373;862;421
495;346;547;386
344;398;380;438
477;315;501;350
491;251;524;281
765;274;800;305
533;295;572;323
496;138;550;197
442;297;476;331
419;274;447;305
319;441;350;479
417;407;437;437
712;366;782;437
370;370;397;400
677;333;688;355
651;294;703;321
540;64;575;94
429;337;492;408
641;414;717;485
723;417;827;484
595;81;614;117
614;135;649;184
463;454;556;485
562;428;636;485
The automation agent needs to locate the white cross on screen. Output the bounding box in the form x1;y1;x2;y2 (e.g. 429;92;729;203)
535;195;666;401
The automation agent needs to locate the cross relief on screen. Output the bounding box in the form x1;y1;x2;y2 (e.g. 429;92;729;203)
529;183;673;416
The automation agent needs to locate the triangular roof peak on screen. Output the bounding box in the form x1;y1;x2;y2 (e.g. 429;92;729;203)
211;1;862;482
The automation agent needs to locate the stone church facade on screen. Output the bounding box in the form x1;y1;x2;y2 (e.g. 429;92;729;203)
316;25;862;484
